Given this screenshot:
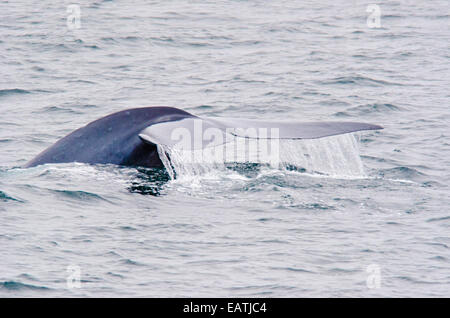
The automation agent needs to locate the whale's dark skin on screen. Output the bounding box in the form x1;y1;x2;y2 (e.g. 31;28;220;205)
25;107;196;168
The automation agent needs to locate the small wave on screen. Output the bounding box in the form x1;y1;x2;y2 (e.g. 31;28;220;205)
427;216;450;223
121;36;140;41
321;76;403;87
0;88;31;97
100;37;119;43
329;267;360;274
67;79;96;85
122;258;146;266
0;281;50;291
270;267;315;274
0;190;22;202
84;44;100;50
376;166;426;181
193;105;214;110
396;276;442;285
336;103;402;116
29;106;84;117
51;189;108;202
31;66;45;72
119;226;137;231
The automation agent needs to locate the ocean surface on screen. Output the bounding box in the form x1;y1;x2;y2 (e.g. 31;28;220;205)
1;0;449;297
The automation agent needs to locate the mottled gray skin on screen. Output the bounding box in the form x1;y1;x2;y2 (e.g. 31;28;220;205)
25;107;196;168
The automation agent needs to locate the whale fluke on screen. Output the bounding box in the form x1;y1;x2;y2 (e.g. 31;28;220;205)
138;116;383;149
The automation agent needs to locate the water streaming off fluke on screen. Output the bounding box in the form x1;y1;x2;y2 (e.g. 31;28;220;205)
157;133;365;180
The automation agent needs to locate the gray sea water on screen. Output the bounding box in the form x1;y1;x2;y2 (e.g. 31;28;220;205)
1;0;449;297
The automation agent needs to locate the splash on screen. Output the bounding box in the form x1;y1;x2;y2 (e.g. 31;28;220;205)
157;133;365;180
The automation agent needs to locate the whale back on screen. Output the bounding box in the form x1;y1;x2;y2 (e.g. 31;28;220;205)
25;107;195;168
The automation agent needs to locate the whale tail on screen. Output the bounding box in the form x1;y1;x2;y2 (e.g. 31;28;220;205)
139;116;383;149
25;106;383;169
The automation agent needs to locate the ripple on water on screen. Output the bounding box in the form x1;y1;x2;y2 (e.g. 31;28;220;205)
0;281;50;292
320;75;404;87
376;166;426;181
0;88;31;97
50;189;109;202
427;216;450;223
0;190;23;202
335;103;403;117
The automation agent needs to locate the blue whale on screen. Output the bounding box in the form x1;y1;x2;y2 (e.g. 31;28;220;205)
25;106;383;168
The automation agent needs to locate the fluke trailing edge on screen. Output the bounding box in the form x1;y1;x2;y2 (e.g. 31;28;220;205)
25;106;383;168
